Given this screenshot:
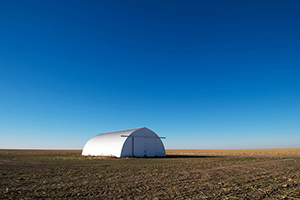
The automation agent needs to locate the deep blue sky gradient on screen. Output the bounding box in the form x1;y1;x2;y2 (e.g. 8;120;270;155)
1;0;300;149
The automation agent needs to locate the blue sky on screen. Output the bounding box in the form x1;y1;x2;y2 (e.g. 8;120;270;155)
1;0;299;149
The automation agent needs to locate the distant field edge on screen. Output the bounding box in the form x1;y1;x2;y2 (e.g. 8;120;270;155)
166;148;300;157
1;148;300;157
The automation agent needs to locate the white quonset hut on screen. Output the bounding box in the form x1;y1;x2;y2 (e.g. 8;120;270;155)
82;127;166;158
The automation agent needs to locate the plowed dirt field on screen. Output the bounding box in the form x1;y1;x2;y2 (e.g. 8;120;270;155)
1;149;300;199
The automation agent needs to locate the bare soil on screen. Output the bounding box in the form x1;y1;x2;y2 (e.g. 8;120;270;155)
1;149;300;199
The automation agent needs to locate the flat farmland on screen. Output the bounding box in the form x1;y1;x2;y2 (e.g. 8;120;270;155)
166;148;300;157
1;149;300;199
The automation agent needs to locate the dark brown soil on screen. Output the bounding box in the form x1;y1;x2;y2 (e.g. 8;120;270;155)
1;150;300;199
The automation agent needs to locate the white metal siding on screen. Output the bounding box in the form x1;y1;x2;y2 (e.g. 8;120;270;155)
82;127;166;158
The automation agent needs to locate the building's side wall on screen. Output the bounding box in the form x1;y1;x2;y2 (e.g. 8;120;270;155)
82;130;133;157
82;136;123;157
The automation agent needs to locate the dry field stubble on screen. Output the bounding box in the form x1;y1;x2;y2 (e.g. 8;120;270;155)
166;148;300;157
0;149;300;199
